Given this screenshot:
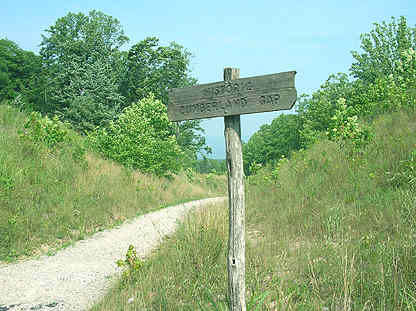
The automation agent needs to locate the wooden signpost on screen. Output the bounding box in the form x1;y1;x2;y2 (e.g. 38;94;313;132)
168;68;297;311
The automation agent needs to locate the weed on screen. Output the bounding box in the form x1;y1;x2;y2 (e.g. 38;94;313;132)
19;111;69;149
116;245;142;281
386;149;416;189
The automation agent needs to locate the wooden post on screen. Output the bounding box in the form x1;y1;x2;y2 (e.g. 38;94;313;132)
224;67;246;311
167;68;297;311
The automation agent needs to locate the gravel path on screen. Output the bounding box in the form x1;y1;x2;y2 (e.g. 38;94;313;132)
0;197;226;311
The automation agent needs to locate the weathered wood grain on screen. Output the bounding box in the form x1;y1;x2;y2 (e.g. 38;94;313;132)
168;71;296;121
224;67;246;311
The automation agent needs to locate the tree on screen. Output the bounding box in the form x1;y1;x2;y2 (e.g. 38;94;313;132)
243;114;302;175
90;94;182;176
243;16;416;171
298;16;416;149
347;16;416;116
350;16;416;85
0;39;42;103
122;37;210;163
39;10;129;131
174;119;211;167
121;37;195;105
40;10;128;66
297;73;355;147
48;55;124;132
193;158;226;174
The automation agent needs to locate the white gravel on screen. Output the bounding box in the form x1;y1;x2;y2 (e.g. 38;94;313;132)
0;197;226;311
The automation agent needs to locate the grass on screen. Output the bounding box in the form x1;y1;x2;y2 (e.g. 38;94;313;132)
90;110;416;310
0;104;226;262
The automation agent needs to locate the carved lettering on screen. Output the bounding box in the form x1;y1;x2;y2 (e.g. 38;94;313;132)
201;80;255;99
259;93;280;105
178;96;249;116
168;71;297;121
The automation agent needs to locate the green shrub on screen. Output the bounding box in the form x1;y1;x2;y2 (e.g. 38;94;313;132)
17;110;86;164
19;111;69;149
90;94;182;176
325;97;372;147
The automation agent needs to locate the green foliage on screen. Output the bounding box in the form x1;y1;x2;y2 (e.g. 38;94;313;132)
19;111;69;149
39;10;128;131
2;12;209;163
387;149;416;189
48;55;124;132
176;119;212;168
40;10;128;65
297;73;356;147
17;110;86;164
90;110;416;310
291;17;416;155
121;36;210;164
351;16;416;85
121;36;194;105
0;104;87;260
243;114;302;175
347;17;416;117
0;39;43;104
0;103;224;262
193;158;226;174
244;19;416;168
244;111;416;310
351;48;416;117
116;245;142;281
325;97;372;147
90;94;182;176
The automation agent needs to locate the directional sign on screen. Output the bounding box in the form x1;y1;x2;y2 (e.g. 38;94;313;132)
167;71;296;121
166;68;297;310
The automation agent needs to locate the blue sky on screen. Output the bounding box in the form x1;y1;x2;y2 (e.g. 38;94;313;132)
2;0;416;158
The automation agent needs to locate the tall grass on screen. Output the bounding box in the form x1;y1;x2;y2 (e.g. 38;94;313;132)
0;104;226;262
91;110;416;310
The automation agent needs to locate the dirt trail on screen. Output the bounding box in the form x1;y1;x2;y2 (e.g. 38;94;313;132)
0;197;226;311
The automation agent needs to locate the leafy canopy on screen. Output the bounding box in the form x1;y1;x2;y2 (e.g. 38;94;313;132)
39;10;129;131
0;39;42;102
40;10;128;65
351;16;416;85
48;55;124;132
121;36;195;105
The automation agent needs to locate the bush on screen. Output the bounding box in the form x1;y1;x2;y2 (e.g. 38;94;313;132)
19;111;70;149
18;110;87;164
90;94;182;176
325;98;372;148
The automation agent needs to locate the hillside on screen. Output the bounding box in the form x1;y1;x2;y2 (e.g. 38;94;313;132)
1;13;415;310
0;104;226;262
91;109;416;310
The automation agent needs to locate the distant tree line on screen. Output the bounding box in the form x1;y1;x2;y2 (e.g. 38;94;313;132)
243;16;416;175
193;158;226;174
0;10;211;175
